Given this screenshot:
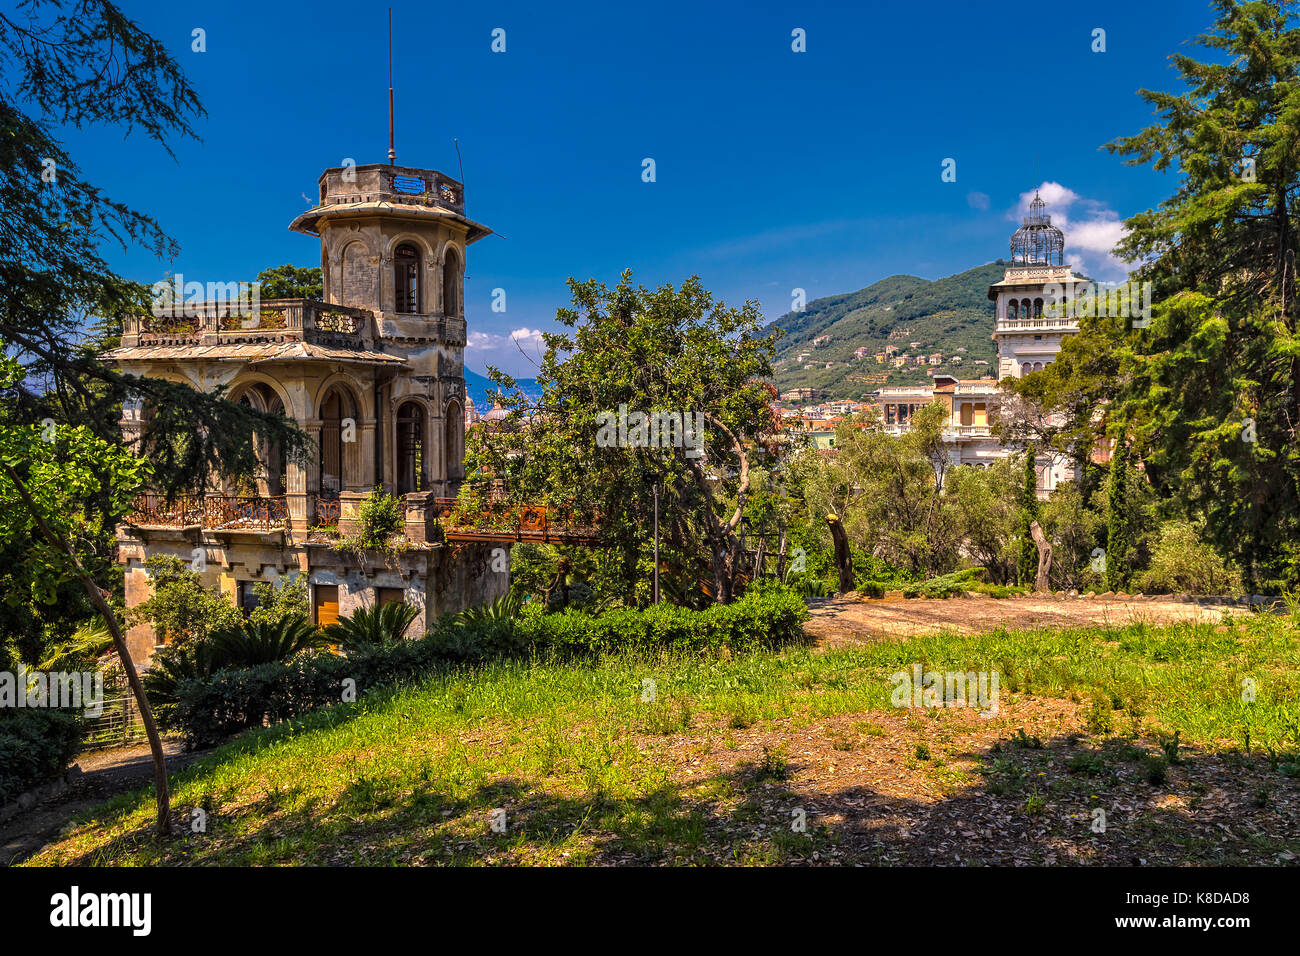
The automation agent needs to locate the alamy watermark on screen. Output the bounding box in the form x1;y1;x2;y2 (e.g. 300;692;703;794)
595;405;704;458
150;273;261;322
1;663;104;717
889;664;999;718
1041;280;1153;327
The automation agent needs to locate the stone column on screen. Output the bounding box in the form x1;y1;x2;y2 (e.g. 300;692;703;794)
403;490;435;543
360;421;377;488
343;420;364;491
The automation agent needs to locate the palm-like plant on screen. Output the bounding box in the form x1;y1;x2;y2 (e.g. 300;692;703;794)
212;616;330;665
324;601;420;653
448;591;523;627
141;639;229;709
142;616;327;712
37;620;114;671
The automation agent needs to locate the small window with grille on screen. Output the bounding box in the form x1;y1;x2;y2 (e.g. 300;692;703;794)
395;244;419;313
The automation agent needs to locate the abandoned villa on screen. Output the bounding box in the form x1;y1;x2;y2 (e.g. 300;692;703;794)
104;161;510;666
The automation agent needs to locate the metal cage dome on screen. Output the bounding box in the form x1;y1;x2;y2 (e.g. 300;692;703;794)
1009;191;1065;266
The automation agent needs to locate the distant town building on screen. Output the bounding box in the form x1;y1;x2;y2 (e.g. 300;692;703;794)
780;387;822;402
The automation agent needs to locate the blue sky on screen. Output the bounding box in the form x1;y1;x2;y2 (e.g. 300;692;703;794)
53;0;1216;376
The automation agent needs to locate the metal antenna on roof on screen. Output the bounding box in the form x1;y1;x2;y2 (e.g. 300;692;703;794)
454;137;465;187
387;8;396;165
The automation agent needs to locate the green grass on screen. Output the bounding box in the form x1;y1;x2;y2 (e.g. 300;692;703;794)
26;613;1300;866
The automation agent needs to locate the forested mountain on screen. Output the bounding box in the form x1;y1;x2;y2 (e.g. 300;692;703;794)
770;262;1007;398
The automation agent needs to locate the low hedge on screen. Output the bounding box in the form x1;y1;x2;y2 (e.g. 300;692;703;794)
435;583;809;662
0;709;84;806
172;584;809;749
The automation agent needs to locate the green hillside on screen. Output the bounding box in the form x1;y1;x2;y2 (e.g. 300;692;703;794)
771;261;1007;399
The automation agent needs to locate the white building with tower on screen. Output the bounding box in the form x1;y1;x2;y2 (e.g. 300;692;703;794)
874;190;1084;496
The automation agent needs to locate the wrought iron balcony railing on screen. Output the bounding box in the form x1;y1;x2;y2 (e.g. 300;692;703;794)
128;494;289;531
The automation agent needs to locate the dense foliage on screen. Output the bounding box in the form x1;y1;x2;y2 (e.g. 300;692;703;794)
170;585;809;748
1014;0;1300;591
0;708;83;805
473;271;781;605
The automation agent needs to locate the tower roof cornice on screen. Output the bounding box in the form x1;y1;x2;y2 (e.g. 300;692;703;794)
289;163;492;243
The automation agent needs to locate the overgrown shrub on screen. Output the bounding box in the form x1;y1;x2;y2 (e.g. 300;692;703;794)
900;566;985;598
432;582;809;662
1137;519;1244;595
356;489;403;547
130;554;241;646
171;585;810;748
248;574;309;627
143;616;330;724
0;709;83;804
332;488;407;558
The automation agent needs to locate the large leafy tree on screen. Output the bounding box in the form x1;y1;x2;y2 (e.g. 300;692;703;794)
0;0;304;833
797;402;961;577
257;264;322;300
472;271;780;604
1014;445;1040;587
1107;0;1300;591
1014;0;1300;590
1;1;307;508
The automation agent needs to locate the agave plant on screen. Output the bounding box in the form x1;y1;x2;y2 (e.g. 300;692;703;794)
448;591;523;627
324;601;420;652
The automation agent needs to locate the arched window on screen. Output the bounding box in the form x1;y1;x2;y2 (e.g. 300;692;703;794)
236;384;286;496
1021;362;1032;376
395;244;420;313
1032;362;1043;372
442;248;460;316
1033;298;1044;318
445;401;464;482
319;386;358;495
396;402;426;494
1008;300;1019;319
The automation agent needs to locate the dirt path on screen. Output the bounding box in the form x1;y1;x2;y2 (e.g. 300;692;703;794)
804;594;1234;647
1;739;205;866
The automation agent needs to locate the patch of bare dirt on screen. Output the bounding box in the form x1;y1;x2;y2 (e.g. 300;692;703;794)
1;738;203;866
804;594;1231;648
630;697;1300;866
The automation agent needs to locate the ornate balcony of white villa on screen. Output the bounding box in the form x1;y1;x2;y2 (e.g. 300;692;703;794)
992;315;1080;334
943;424;993;439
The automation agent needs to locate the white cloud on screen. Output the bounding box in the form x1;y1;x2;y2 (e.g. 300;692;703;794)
465;326;548;369
967;191;990;211
1011;181;1130;280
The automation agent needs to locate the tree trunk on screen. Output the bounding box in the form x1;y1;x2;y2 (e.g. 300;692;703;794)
1030;519;1052;593
776;527;788;582
2;463;171;836
686;413;751;604
826;513;854;595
